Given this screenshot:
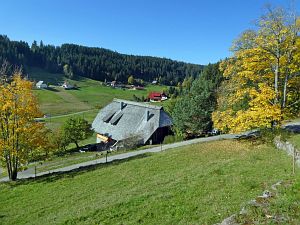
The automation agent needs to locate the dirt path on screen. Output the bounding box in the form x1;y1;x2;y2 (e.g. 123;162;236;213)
41;109;97;119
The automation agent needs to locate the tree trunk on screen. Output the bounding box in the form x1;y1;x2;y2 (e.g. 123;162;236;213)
11;169;18;181
282;74;288;109
74;141;79;149
6;155;19;181
6;158;11;180
274;58;279;104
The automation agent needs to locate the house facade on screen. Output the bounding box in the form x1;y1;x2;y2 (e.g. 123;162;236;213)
148;92;168;102
36;81;48;89
92;99;173;145
62;82;74;89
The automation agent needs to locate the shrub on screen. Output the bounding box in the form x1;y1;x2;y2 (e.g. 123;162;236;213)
163;135;184;144
260;127;291;144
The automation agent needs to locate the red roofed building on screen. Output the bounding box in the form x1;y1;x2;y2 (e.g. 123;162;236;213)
148;92;168;102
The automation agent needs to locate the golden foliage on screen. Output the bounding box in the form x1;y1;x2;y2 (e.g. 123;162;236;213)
0;72;49;180
213;8;300;133
212;84;282;133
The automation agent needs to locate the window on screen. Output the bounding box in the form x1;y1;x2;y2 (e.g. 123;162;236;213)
103;112;116;123
110;113;123;125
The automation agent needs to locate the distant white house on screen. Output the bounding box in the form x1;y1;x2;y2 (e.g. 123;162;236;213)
111;80;117;87
62;82;74;90
36;81;48;89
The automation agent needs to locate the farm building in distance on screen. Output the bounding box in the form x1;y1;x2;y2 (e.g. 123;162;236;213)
36;81;48;89
62;81;74;89
92;99;173;145
148;92;168;102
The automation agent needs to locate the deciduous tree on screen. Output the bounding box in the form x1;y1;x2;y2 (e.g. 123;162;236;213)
62;117;93;149
127;75;134;85
47;128;68;154
213;7;300;133
0;71;48;180
63;64;74;79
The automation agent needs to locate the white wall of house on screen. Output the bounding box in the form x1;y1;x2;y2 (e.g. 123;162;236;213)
36;82;48;89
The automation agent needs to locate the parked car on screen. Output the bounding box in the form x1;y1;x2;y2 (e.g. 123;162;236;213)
212;128;220;135
208;128;220;136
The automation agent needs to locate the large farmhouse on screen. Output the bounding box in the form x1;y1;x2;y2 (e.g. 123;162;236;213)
92;99;173;145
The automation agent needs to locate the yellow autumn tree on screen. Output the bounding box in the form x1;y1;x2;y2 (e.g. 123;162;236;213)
0;71;49;180
128;75;134;85
213;7;300;133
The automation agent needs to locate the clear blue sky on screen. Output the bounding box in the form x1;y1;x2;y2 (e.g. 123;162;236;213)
0;0;298;65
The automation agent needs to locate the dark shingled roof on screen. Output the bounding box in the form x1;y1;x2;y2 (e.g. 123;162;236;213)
92;99;172;144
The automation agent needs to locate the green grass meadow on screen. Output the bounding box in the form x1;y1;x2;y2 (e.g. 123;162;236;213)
42;109;99;131
30;67;166;117
0;140;297;225
289;134;300;150
236;176;300;224
8;67;297;224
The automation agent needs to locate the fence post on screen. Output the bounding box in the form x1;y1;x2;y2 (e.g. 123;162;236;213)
293;147;296;175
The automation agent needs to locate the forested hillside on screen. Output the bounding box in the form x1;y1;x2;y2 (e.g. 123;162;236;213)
0;35;203;84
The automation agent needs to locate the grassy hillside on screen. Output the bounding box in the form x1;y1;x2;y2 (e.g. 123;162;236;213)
28;67;168;148
289;134;300;149
43;109;98;130
0;140;297;225
29;67;167;116
236;177;300;224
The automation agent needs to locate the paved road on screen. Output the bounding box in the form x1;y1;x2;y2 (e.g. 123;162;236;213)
282;122;300;133
2;121;300;182
0;133;239;182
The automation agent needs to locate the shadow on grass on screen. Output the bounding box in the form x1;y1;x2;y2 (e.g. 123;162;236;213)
284;124;300;133
8;153;152;186
46;86;60;92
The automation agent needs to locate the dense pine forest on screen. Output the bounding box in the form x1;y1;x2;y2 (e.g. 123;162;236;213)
0;35;203;84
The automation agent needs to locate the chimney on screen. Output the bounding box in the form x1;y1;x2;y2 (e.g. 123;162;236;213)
120;102;126;110
145;110;151;122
